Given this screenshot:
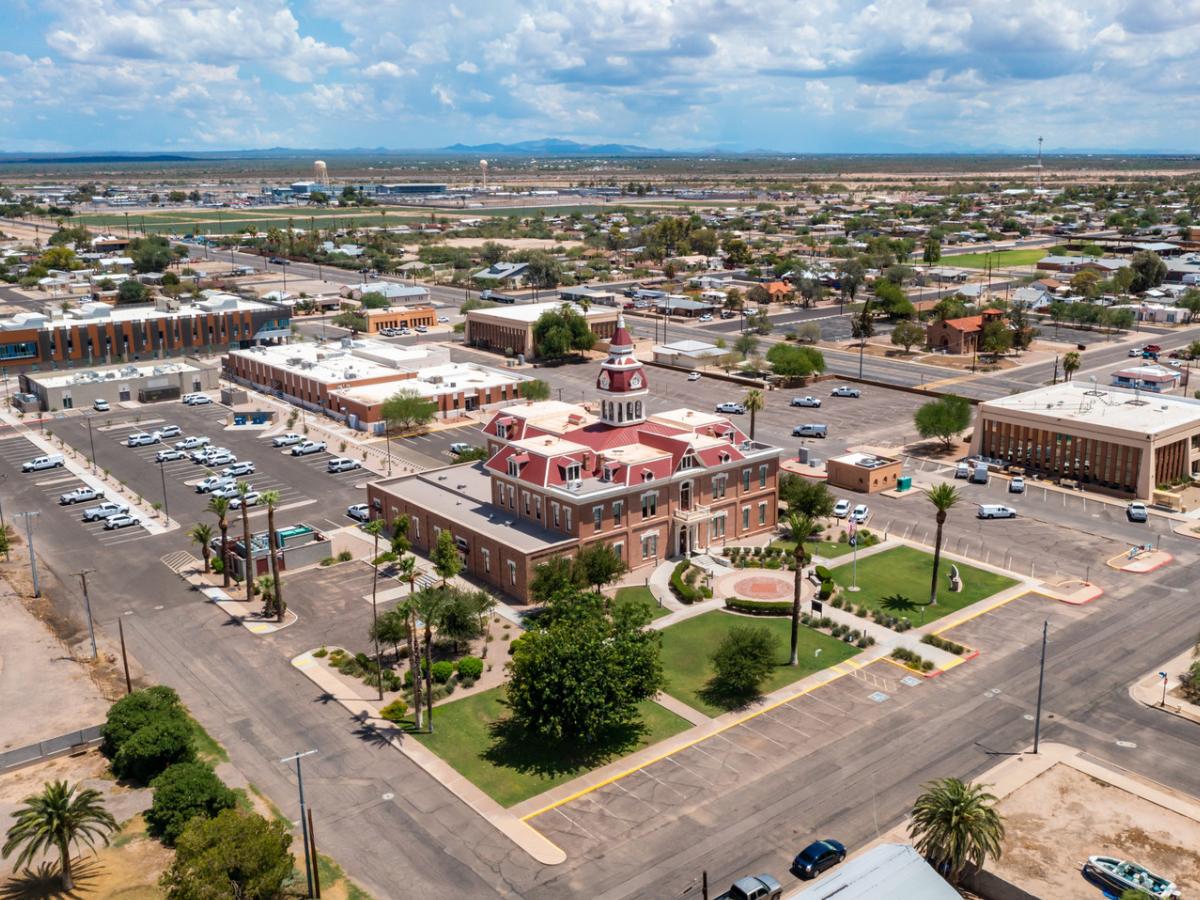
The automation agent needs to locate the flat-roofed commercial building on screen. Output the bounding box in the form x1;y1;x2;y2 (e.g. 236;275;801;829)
0;294;290;373
463;301;618;358
19;359;220;411
971;382;1200;497
224;339;529;432
826;452;903;494
361;305;437;334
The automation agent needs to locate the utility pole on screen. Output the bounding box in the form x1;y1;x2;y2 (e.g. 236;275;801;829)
118;617;133;694
157;458;170;518
86;414;97;472
77;570;98;659
1033;619;1048;754
17;511;40;597
281;750;319;899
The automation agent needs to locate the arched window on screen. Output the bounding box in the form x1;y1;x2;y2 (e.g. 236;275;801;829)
617;404;624;422
635;401;642;419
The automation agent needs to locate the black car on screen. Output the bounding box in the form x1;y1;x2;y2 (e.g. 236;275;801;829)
792;839;846;879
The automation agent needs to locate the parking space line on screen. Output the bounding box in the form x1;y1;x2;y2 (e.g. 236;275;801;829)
551;807;598;841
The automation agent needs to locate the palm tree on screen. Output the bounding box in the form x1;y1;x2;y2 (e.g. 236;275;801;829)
787;513;816;666
364;519;387;701
909;777;1005;884
260;490;283;621
2;780;117;891
744;389;765;441
235;481;253;603
411;588;448;733
189;523;214;573
399;599;423;731
207;496;231;588
925;484;960;608
1062;350;1081;382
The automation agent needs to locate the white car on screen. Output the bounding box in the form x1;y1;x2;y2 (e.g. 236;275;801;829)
126;432;160;447
415;325;429;333
1009;476;1025;494
103;513;139;530
688;372;702;381
93;399;110;412
222;461;255;477
156;448;186;462
698;314;713;322
60;487;104;505
228;491;261;509
327;457;360;473
850;504;870;524
1128;347;1143;357
977;504;1018;520
830;386;861;398
716;402;746;414
954;462;970;479
291;440;326;456
83;501;128;522
832;499;852;518
272;432;304;447
346;504;370;522
791;396;822;408
175;436;210;450
437;315;450;323
155;424;182;438
196;475;235;494
185;394;213;406
204;451;236;466
449;442;473;455
210;484;246;500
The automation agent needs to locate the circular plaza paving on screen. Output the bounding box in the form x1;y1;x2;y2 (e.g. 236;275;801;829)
714;569;803;601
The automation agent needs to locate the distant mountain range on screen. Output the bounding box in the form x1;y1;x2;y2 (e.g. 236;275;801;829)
440;138;673;156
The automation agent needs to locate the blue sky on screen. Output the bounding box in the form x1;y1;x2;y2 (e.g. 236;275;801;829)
1;0;1198;153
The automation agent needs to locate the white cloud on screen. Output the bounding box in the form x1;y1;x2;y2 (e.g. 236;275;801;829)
456;60;479;74
365;61;407;78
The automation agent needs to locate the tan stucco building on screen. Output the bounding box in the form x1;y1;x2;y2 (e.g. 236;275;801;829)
826;452;902;493
464;301;618;358
971;382;1200;498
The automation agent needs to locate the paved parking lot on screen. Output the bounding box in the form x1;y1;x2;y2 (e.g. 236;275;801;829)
0;431;155;548
937;591;1096;658
525;659;929;855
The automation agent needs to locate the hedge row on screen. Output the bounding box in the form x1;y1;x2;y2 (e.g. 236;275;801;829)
670;560;712;604
921;634;966;655
724;597;792;616
891;647;935;672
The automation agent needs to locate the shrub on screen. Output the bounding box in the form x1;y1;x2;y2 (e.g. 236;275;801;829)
724;597;792;616
113;716;196;783
890;647;935;673
457;656;484;680
831;595;844;609
708;625;778;702
670;560;706;604
102;685;186;757
431;660;455;684
312;647;328;658
921;634;966;655
146;762;237;846
818;580;834;600
1181;661;1200;703
813;565;832;581
319;557;335;567
337;550;353;562
379;699;409;723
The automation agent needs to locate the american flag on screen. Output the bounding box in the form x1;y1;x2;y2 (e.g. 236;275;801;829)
848;519;858;541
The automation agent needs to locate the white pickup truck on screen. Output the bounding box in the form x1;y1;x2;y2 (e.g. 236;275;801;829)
59;486;104;505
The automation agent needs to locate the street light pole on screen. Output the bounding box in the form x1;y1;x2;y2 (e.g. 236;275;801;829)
281;750;319;899
76;570;98;659
86;414;97;472
158;458;170;518
17;511;40;597
1033;619;1048;754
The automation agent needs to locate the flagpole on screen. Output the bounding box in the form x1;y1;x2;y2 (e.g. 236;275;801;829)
848;519;860;592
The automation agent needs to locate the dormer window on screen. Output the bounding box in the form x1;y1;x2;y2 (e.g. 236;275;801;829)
642;468;654;482
680;452;698;470
507;458;519;477
496;423;507;440
719;451;731;464
563;463;581;482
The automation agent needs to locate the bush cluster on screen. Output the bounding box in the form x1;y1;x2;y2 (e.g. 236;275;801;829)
724;597;792;616
1180;660;1200;703
921;634;966;655
837;528;881;549
102;686;197;784
670;561;712;603
146;762;237;846
891;647;935;672
725;545;796;571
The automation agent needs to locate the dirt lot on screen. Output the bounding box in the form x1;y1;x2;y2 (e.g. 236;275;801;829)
991;763;1200;898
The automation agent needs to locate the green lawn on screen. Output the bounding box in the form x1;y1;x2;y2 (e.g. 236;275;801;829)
613;585;669;620
772;536;862;560
659;610;859;717
414;687;691;807
829;545;1017;623
941;248;1052;269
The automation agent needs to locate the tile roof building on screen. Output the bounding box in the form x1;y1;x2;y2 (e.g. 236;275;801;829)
924;308;1004;354
368;315;783;601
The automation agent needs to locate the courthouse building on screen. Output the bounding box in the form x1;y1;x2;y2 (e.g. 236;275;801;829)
368;316;783;600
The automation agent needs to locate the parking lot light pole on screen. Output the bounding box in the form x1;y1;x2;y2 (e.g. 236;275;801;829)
76;570;98;659
1033;619;1048;754
17;511;40;597
86;414;97;472
157;458;170;518
281;749;319;899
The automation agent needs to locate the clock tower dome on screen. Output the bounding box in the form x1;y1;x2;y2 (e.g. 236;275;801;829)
596;314;648;426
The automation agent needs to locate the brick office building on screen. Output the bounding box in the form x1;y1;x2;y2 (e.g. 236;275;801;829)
463;301;618;359
368;316;783;601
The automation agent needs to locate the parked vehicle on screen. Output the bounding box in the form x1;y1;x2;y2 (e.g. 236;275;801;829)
126;432;160;447
792;839;846;879
205;451;236;466
792;423;828;438
716;402;746;414
196;475;235;494
185;393;213;406
327;457;361;473
449;443;473;455
154;424;182;438
1127;502;1149;523
688;371;702;381
720;309;736;318
977;504;1017;519
210;484;245;500
272;432;304;447
970;462;990;484
228;491;261;509
156;448;186;462
222;461;255;477
830;386;861;398
1009;476;1025;493
832;499;852;518
791;396;822;408
850;504;870;524
60;487;104;505
291;440;326;456
92;399;110;412
175;436;210;450
438;315;450;323
697;313;713;322
83;501;129;522
346;504;370;522
22;454;64;472
955;462;971;479
713;875;782;900
415;325;429;333
103;513;140;530
1083;855;1179;899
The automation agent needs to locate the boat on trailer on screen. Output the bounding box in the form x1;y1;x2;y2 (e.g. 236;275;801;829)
1083;855;1181;899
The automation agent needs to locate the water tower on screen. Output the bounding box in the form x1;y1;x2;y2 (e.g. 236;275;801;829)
314;159;329;187
479;159;488;190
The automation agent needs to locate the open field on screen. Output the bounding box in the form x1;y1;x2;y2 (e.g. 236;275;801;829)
942;247;1052;268
829;545;1018;623
414;687;691;807
658;609;859;717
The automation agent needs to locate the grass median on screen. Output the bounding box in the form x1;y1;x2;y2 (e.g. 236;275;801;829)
414;687;691;808
658;610;859;718
829;545;1017;623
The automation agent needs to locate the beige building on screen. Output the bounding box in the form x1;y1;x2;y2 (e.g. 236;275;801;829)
971;382;1200;498
463;301;618;359
826;452;902;494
